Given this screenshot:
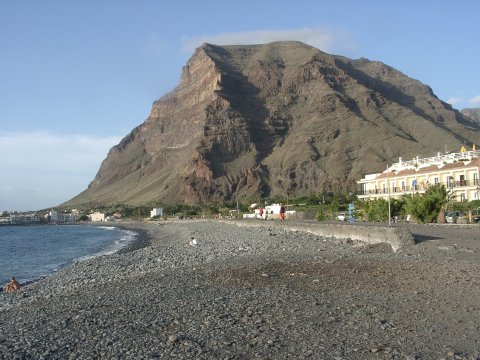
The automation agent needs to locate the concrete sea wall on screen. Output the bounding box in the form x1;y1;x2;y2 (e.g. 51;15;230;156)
223;220;415;252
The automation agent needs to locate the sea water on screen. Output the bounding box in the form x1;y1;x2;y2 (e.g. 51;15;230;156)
0;224;137;286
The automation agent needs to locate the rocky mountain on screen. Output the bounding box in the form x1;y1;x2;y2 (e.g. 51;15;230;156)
64;41;480;207
461;108;480;123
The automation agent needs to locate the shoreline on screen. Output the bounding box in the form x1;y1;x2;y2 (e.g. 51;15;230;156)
114;222;153;254
1;223;151;290
1;220;480;358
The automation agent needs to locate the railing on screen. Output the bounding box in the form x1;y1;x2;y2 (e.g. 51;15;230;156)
390;150;480;172
357;180;478;196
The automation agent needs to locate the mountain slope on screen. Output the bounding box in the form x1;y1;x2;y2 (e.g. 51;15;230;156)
64;41;480;207
461;108;480;123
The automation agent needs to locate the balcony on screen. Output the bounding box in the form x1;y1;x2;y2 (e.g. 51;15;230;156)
357;180;478;196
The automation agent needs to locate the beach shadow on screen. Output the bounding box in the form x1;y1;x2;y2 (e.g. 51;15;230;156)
412;234;444;243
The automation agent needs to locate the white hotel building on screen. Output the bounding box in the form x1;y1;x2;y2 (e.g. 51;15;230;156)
357;147;480;202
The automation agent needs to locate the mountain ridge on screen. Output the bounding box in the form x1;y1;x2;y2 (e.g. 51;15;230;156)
64;41;480;208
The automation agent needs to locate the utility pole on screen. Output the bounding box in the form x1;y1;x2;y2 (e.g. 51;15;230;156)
322;193;325;220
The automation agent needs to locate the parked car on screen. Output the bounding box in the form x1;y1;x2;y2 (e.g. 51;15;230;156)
337;212;349;221
445;211;457;223
470;209;480;223
445;211;466;223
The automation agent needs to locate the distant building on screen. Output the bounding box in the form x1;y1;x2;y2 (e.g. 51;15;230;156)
58;213;76;223
357;147;480;202
47;209;59;223
244;203;295;220
10;213;40;224
45;209;76;223
150;208;164;218
264;204;282;219
90;212;106;222
70;209;81;217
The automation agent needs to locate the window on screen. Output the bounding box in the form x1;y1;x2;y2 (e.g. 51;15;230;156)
434;177;439;185
447;177;453;187
474;173;478;185
460;193;466;202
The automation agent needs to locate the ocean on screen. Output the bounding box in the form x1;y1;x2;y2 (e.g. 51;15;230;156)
0;224;137;287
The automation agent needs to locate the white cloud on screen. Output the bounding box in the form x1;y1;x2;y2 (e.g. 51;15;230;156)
180;27;355;55
447;97;463;106
469;95;480;106
0;131;122;211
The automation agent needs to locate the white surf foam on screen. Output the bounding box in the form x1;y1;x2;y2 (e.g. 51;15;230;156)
74;228;138;262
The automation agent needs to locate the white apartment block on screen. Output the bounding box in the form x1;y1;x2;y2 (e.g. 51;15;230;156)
10;213;40;224
357;148;480;202
46;209;76;223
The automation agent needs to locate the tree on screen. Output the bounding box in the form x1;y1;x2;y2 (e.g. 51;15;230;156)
359;197;405;222
403;184;448;223
364;198;389;222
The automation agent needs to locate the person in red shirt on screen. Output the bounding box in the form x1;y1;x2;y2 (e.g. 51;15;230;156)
280;204;286;221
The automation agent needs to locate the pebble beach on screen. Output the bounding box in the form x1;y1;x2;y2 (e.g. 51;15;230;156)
1;220;480;359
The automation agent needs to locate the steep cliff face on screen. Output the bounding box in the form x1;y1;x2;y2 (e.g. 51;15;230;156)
461;108;480;123
65;41;480;207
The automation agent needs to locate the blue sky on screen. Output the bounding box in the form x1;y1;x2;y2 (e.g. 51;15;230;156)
1;0;479;211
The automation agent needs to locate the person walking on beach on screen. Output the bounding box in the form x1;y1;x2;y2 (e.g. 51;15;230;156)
4;276;20;292
258;206;263;219
280;203;286;221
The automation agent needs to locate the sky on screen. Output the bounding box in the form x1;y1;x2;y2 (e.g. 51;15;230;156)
1;0;479;211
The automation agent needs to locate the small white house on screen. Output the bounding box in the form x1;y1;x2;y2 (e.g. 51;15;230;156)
243;203;295;220
150;208;164;218
263;204;282;219
90;212;106;222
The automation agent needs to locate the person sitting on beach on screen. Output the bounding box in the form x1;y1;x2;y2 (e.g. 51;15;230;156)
4;276;21;292
189;236;198;246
